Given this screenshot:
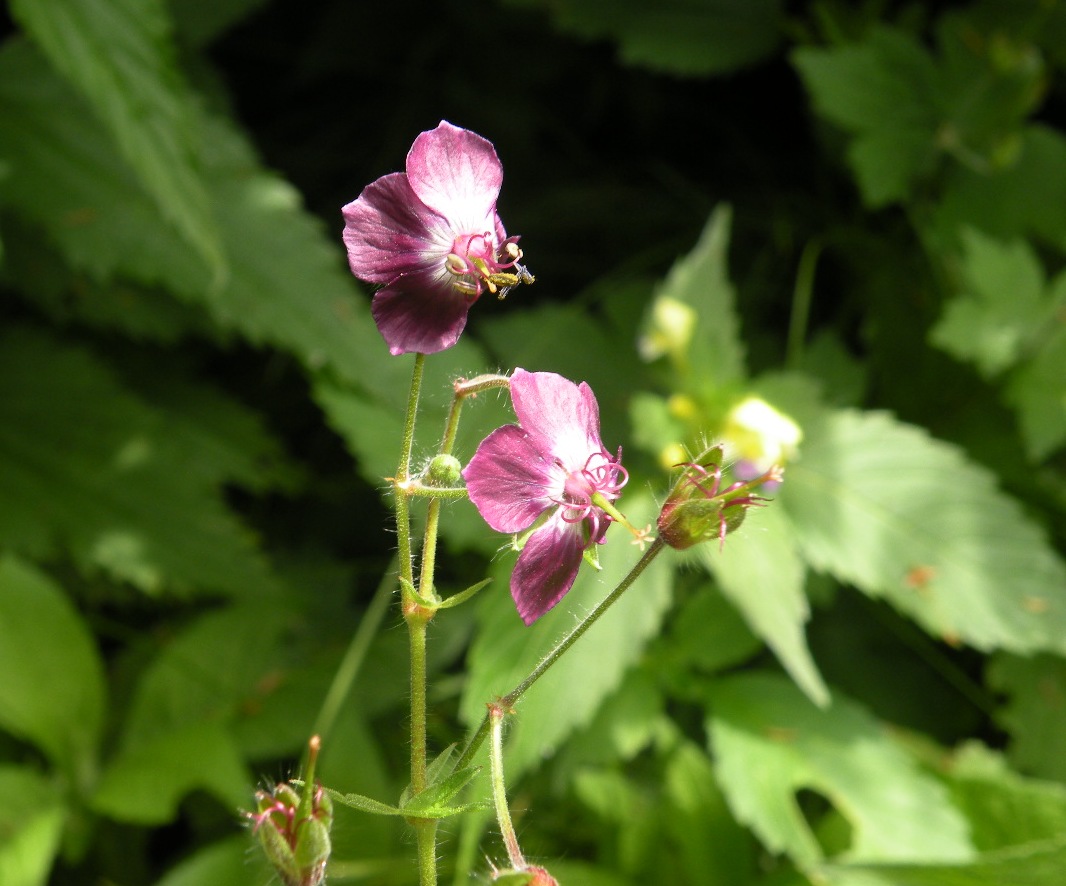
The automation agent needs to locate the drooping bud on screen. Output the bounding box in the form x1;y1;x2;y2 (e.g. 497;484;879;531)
491;864;560;885
248;736;333;886
657;445;782;551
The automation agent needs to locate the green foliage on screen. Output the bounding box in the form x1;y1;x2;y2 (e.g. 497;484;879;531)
1;0;1065;884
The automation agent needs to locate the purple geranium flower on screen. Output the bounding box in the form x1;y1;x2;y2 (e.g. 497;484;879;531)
342;120;532;355
462;369;628;624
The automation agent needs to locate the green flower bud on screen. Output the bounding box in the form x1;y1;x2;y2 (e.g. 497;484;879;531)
425;454;463;487
657;445;780;551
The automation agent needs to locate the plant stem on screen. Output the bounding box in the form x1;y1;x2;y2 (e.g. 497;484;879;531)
454;537;666;771
488;704;525;870
786;238;822;370
392;354;438;886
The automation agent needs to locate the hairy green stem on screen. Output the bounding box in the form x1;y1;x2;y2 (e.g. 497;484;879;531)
454;537;666;771
488;704;525;870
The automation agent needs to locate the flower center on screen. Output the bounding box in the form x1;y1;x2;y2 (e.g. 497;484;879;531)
446;233;533;300
555;450;629;539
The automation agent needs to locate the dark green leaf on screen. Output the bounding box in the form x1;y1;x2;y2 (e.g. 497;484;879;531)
0;555;105;774
10;0;224;274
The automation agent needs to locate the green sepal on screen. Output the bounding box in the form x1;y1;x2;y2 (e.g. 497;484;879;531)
435;578;491;610
400;765;487;819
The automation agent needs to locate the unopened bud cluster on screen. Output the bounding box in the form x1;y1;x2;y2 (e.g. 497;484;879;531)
657;445;782;550
249;778;333;886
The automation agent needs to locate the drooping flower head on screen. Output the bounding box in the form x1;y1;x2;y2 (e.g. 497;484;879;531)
342;121;533;355
462;369;628;624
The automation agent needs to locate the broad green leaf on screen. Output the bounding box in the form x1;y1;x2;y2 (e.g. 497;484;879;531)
988;653;1066;782
91;722;249;824
460;494;673;776
170;0;270;48
10;0;224;275
703;501;829;707
782;408;1066;655
663;741;756;885
0;328;279;595
505;0;783;76
1006;323;1066;460
154;835;271;886
0;555;105;776
930;230;1051;378
819;835;1066;886
933;125;1066;248
0;42;381;387
793;28;941;206
944;743;1066;851
121;601;291;748
641;205;747;390
705;672;973;867
0;767;64;886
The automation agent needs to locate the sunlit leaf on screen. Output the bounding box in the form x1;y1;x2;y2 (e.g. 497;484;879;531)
154;837;271;886
0;41;381;387
9;0;224;275
706;672;973;867
930;230;1050;378
703;501;829;706
0;555;105;774
782;408;1066;655
0;766;64;886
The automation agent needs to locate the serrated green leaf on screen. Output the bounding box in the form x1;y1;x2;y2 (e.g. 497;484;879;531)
0;42;382;387
0;766;64;886
1006;323;1066;460
793;28;942;206
819;835;1066;886
934;125;1066;247
0;555;105;775
507;0;782;76
91;722;249;824
10;0;224;275
782;408;1066;655
930;230;1050;377
706;672;973;867
663;741;755;885
0;328;279;595
988;653;1066;782
122;601;291;748
703;501;828;707
945;742;1066;851
460;494;673;776
644;205;746;389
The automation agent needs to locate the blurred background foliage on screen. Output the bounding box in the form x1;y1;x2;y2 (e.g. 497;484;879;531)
2;0;1066;884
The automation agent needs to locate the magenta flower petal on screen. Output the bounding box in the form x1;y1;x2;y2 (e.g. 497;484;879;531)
462;424;554;533
370;285;472;356
509;369;602;465
341;172;444;285
406;121;503;229
342;121;530;355
463;369;629;623
511;516;586;625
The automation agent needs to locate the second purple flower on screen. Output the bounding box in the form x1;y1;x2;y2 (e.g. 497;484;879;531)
462;369;628;624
